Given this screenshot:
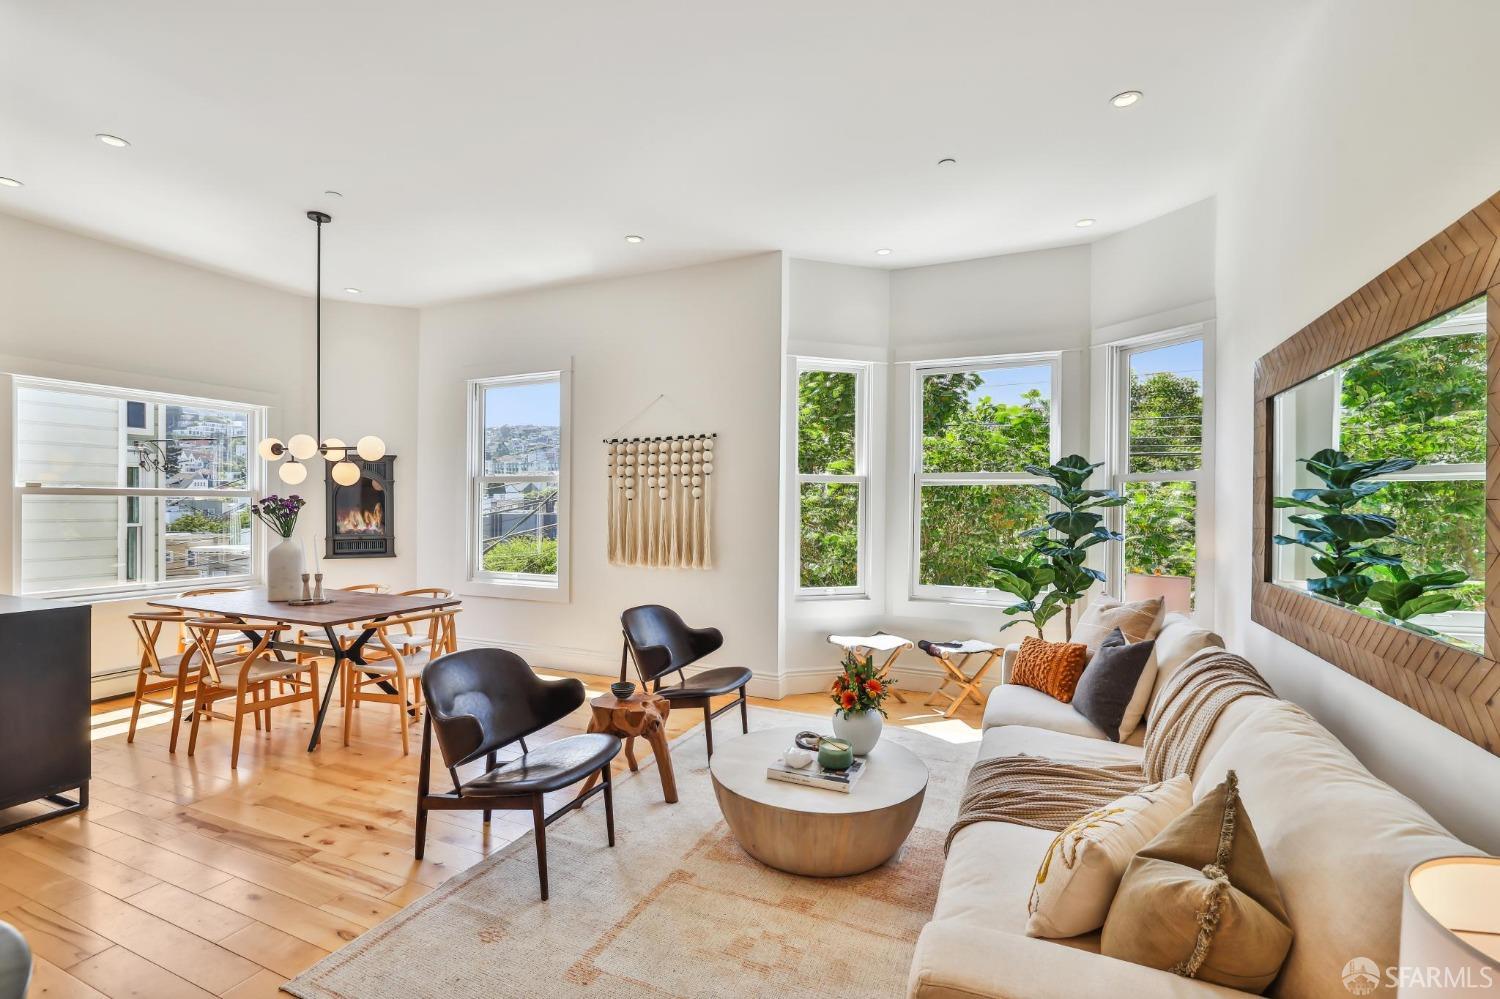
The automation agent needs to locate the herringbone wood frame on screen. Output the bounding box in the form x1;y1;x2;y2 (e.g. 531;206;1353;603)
1252;192;1500;755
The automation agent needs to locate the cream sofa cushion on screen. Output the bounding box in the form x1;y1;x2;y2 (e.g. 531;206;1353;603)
1192;701;1483;999
1026;775;1193;939
979;724;1144;769
982;683;1111;741
1148;615;1225;701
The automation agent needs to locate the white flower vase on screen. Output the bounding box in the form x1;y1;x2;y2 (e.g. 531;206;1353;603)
266;536;304;601
831;708;883;756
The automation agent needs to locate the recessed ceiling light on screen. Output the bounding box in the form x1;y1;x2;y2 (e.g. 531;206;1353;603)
937;157;956;166
0;177;22;188
324;190;343;198
1075;218;1096;228
1110;91;1142;108
624;234;644;244
95;133;131;147
875;248;893;256
344;287;361;294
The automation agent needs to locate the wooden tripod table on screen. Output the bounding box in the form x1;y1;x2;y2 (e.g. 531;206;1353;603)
575;691;678;804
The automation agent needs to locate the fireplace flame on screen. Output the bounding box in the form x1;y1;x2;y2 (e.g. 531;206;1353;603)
336;502;384;535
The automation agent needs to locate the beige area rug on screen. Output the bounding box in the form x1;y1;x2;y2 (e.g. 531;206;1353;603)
283;708;976;999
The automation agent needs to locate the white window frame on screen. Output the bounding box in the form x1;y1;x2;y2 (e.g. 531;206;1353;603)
794;358;871;599
1108;324;1214;619
12;375;265;600
909;352;1062;606
466;370;571;601
1272;305;1483;644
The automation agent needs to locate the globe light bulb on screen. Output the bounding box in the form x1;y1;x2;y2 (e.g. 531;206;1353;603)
331;460;361;486
287;434;318;461
322;437;347;462
278;460;308;485
256;437;284;461
356;435;386;461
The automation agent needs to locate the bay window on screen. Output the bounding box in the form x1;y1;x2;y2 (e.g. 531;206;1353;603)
796;360;869;596
1111;331;1208;614
911;355;1059;602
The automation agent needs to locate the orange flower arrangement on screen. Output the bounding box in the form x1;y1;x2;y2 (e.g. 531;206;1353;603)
830;651;894;719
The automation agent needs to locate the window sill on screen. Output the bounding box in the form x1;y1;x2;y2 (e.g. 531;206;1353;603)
21;577;264;606
794;590;870;603
462;577;570;604
908;589;1024;610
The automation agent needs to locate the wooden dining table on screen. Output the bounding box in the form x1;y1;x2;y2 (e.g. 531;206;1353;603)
148;587;461;752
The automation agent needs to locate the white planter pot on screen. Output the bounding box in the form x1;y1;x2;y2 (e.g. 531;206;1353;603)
266;536;304;601
831;708;883;756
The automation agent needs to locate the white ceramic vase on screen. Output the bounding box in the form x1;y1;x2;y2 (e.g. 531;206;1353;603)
831;708;883;756
266;536;304;601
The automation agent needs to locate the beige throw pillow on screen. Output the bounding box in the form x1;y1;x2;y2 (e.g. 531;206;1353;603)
1072;595;1165;653
1026;775;1193;939
1101;771;1293;993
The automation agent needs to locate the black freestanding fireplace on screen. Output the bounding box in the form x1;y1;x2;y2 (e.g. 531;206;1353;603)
325;455;396;558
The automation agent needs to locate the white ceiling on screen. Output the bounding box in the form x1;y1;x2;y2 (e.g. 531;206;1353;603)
0;1;1316;307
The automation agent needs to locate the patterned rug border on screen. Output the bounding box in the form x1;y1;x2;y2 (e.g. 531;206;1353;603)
281;706;828;998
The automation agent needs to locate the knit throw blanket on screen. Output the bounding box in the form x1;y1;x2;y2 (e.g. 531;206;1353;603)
945;650;1274;852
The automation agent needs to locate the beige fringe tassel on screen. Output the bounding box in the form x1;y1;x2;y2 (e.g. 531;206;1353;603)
606;437;715;568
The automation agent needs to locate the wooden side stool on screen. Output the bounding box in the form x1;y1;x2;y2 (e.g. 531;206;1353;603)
826;633;912;703
575;690;678;803
917;639;1002;717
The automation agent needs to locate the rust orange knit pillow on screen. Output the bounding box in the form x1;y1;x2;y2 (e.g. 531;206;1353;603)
1010;636;1090;703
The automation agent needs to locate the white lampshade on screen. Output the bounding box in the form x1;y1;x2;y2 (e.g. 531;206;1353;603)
286;433;318;461
356;435;386;461
277;460;308;485
256;437;284;462
1398;856;1500;997
331;460;361;486
322;437;348;462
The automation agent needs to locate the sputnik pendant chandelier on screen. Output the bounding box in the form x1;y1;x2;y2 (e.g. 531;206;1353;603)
256;210;384;486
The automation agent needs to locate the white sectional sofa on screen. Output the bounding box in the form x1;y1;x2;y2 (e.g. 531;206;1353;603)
908;614;1486;999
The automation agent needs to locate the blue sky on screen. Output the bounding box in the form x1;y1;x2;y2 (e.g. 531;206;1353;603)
486;381;560;428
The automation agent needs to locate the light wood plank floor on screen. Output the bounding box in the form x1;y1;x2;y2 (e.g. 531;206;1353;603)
0;670;982;998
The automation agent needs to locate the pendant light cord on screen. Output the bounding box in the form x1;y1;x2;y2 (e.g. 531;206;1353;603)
315;214;322;447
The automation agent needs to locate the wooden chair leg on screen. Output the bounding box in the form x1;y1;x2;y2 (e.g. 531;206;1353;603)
168;678;188;753
739;687;749;733
703;703;714;758
483;751;496;824
230;693;247;770
415;801;428;859
602;765;615;847
187;687;208;757
342;668;355;747
126;671;146;743
532;795;549;901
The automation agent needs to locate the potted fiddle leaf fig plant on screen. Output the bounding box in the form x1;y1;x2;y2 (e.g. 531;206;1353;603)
989;454;1124;640
1272;448;1468;634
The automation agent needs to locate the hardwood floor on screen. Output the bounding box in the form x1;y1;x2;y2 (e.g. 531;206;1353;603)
0;669;982;997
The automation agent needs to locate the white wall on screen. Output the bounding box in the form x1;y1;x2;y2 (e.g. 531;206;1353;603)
0;211;421;688
1090;198;1216;340
416;253;784;693
1212;0;1500;852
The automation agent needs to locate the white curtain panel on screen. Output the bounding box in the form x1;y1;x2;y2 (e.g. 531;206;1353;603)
606;435;715;568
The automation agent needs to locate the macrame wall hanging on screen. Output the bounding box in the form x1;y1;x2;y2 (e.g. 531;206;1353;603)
604;433;716;568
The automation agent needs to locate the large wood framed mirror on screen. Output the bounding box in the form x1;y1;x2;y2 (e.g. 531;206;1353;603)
1252;193;1500;755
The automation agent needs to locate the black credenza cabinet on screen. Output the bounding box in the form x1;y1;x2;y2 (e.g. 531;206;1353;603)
0;596;90;833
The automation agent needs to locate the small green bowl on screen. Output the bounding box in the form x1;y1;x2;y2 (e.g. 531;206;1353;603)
818;738;854;771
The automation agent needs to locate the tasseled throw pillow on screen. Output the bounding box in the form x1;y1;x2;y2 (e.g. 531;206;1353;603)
1101;771;1293;994
1026;775;1193;938
1009;636;1090;703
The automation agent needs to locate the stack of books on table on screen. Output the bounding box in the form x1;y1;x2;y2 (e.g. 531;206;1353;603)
766;755;866;793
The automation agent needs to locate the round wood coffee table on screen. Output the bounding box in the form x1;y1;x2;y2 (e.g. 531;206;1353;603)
709;726;927;877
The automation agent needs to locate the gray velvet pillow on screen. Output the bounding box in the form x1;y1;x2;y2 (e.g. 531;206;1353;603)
1072;627;1155;742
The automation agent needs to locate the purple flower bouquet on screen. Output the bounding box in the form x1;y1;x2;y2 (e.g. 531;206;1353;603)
251;494;306;539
